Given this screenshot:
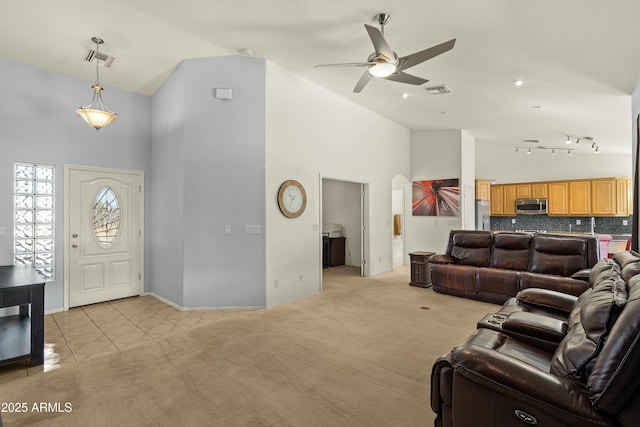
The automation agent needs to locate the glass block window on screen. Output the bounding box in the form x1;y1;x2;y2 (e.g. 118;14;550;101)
92;187;121;248
14;163;55;281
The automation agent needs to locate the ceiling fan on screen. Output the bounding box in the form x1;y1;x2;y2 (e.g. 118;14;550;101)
314;13;456;93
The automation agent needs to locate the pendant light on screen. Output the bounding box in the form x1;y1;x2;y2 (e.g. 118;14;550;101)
76;37;116;131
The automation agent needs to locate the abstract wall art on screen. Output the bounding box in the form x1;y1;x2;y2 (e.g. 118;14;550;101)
412;179;460;216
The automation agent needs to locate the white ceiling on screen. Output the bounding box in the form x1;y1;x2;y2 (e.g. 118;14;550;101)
2;0;639;154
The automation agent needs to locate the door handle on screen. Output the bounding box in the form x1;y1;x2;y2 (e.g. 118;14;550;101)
72;244;78;248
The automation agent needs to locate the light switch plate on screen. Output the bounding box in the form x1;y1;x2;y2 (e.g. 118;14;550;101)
0;227;5;237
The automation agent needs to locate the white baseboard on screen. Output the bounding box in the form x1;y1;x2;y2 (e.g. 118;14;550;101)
142;292;265;312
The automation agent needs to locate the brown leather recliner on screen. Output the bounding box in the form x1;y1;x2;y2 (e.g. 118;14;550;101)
430;251;640;427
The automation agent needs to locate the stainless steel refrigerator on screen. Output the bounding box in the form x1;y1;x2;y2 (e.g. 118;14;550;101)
475;200;491;230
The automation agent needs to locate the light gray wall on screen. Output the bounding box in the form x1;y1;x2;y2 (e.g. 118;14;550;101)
149;63;186;306
0;58;151;312
150;56;266;308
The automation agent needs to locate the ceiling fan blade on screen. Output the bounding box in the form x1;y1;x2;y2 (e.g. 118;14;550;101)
314;62;374;68
398;39;456;71
364;24;395;61
353;71;373;93
384;72;429;86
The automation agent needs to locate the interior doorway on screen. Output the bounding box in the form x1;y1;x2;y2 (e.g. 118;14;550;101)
392;175;409;267
321;178;368;277
64;165;144;309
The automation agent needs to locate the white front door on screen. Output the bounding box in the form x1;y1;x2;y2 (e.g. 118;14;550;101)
66;166;143;308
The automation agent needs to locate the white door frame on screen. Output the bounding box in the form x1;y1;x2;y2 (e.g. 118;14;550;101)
319;175;370;287
63;165;145;311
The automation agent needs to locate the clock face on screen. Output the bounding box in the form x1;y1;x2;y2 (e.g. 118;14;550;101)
278;180;307;218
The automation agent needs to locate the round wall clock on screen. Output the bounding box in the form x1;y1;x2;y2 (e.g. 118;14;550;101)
277;180;307;218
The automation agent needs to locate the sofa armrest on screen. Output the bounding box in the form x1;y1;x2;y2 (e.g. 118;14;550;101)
516;288;578;314
571;268;591;281
429;254;456;264
501;312;567;342
449;345;606;423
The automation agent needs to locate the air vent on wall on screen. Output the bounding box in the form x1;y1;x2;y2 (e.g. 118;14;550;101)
425;85;452;95
81;47;115;68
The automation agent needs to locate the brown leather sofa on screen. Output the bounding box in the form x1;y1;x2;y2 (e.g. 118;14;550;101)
430;250;640;427
430;230;599;304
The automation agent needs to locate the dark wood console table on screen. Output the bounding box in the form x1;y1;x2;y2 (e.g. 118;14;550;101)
409;251;435;288
0;265;45;367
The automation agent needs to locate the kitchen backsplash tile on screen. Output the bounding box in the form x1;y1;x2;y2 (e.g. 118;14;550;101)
490;215;632;237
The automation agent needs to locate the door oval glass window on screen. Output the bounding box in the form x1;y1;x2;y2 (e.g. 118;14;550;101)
92;187;122;248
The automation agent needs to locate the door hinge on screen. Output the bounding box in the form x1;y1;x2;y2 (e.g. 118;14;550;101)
139;273;141;280
139;185;142;193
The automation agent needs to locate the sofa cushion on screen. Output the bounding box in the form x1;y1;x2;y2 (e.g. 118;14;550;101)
450;232;492;267
529;234;589;276
587;274;640;415
612;250;640;282
550;270;627;382
519;272;589;297
588;259;621;286
490;232;532;271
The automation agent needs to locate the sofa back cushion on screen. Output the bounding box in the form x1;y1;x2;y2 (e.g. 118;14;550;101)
587;274;640;416
612;250;640;282
447;230;492;267
490;232;532;270
550;268;627;382
529;234;591;276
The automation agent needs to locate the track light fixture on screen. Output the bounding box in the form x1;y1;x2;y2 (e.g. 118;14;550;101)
514;145;574;156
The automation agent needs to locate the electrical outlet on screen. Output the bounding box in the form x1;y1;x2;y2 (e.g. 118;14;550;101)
623;219;628;226
576;220;581;225
299;274;303;282
511;219;516;224
274;280;279;289
178;280;183;290
224;225;231;235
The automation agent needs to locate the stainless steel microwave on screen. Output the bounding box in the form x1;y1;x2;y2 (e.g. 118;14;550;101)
516;198;548;214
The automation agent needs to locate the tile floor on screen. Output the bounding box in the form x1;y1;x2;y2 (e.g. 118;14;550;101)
0;295;231;383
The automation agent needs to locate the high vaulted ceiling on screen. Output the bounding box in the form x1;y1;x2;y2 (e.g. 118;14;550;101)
2;0;639;154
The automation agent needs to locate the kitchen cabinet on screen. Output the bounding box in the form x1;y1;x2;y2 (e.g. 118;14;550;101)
490;185;504;215
515;184;531;198
569;180;591;215
548;182;569;215
531;183;548;198
503;185;517;215
616;178;632;216
486;177;630;217
592;179;616;216
475;180;491;201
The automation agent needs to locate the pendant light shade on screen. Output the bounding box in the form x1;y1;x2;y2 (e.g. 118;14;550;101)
76;37;116;131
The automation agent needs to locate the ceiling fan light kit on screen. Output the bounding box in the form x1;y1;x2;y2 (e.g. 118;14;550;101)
314;13;456;93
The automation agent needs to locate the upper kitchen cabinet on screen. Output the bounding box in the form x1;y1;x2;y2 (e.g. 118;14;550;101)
591;178;617;216
548;182;569;215
569;180;591;215
531;183;548;198
515;184;531;198
475;180;491;201
615;177;633;216
503;185;517;216
490;184;504;215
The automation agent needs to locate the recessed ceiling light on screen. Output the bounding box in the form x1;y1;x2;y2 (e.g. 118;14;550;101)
513;80;524;86
402;92;409;99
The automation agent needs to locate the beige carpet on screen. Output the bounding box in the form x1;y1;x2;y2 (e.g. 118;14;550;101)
0;266;496;426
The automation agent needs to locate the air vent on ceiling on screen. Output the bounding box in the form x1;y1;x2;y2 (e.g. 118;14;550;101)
81;48;115;68
523;139;540;143
425;85;452;95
